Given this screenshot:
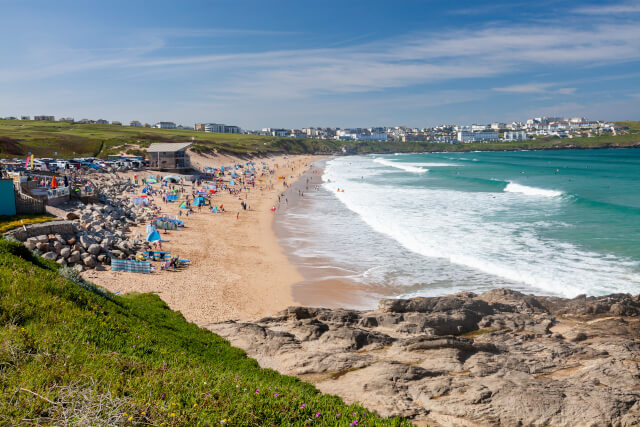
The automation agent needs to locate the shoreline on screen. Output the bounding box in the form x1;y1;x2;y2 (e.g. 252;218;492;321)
274;160;400;310
83;153;323;325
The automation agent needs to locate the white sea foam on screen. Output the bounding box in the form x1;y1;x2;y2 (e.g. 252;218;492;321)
373;158;428;173
504;182;563;197
320;156;640;298
413;162;460;167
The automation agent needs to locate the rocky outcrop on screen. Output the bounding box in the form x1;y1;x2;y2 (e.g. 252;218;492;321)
209;289;640;426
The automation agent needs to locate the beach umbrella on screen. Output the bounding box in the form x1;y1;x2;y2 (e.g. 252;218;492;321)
50;176;58;189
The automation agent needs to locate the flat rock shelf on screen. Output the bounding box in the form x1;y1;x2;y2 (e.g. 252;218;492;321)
210;289;640;426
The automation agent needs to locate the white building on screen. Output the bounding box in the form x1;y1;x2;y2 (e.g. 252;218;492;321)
357;133;387;141
203;123;241;133
154;122;177;129
457;131;499;143
503;131;527;141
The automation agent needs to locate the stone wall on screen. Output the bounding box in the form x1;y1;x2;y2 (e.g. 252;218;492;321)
4;220;74;241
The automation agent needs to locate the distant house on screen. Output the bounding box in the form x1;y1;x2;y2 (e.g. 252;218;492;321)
21;116;30;120
154;122;177;129
34;115;55;121
96;119;109;124
147;142;192;171
504;131;528;141
198;123;242;133
111;121;122;126
130;120;142;127
59;117;74;123
457;131;499;143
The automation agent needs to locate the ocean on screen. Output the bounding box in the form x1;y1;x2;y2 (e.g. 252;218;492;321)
277;149;640;308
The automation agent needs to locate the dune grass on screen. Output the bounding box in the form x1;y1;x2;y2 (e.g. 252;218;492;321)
0;238;408;426
0;214;56;233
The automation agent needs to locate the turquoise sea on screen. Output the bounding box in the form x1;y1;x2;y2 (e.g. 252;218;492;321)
278;149;640;305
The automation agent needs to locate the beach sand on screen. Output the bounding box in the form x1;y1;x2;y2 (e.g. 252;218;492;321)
83;153;322;325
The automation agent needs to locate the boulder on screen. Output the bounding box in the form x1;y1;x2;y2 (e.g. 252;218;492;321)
66;211;80;221
42;252;57;260
87;243;101;255
60;247;71;258
68;251;81;264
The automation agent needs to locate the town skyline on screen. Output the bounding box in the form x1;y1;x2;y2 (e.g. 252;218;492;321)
1;0;640;128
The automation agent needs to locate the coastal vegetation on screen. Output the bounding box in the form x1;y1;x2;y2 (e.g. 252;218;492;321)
0;119;639;158
0;214;56;233
0;237;408;425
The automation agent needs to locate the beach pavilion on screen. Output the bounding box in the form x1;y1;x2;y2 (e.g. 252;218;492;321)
147;142;192;172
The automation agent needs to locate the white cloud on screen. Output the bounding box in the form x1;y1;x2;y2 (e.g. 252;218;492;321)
574;1;640;14
493;84;577;95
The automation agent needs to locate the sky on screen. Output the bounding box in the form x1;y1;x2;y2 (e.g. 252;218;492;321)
1;0;639;129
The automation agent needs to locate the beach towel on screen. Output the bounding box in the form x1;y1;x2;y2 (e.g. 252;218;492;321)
111;259;151;274
166;194;178;201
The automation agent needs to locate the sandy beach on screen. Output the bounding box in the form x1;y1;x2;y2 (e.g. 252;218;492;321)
82;152;323;325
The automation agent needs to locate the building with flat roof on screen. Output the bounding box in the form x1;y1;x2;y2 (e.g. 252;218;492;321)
457;130;499;143
34;115;55;121
147;142;192;171
154;122;177;129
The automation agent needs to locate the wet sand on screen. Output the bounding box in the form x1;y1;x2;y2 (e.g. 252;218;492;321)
273;162;401;310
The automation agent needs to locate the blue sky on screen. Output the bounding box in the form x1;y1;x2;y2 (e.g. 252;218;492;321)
1;0;639;129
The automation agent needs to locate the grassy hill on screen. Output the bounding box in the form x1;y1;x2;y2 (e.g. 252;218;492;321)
0;237;407;426
0;119;639;158
0;120;339;158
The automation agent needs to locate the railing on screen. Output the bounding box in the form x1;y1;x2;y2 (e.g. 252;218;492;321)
14;191;46;214
47;187;70;198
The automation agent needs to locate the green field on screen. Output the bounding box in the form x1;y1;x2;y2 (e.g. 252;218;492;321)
0;120;339;158
0;119;638;158
0;237;407;425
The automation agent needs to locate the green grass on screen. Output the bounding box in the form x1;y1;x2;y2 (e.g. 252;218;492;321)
0;120;340;158
0;119;638;158
0;214;56;233
0;237;408;426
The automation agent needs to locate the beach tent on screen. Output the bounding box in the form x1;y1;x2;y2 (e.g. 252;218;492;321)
231;172;238;178
146;229;161;242
163;175;181;183
193;196;206;206
228;180;235;186
211;206;218;213
179;202;187;209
